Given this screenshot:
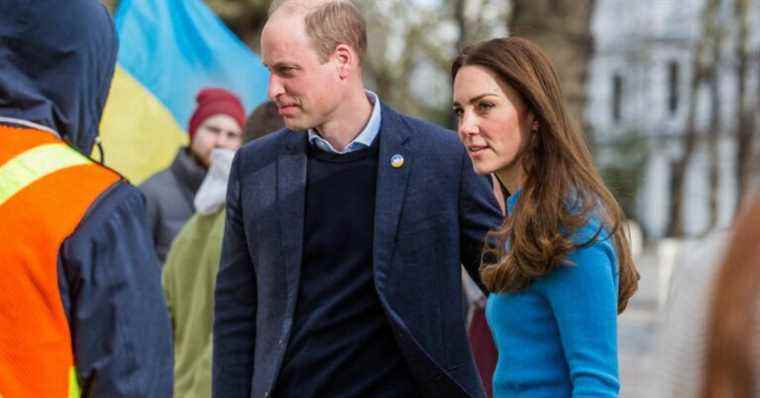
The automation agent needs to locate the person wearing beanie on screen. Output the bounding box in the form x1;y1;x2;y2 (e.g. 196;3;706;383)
140;87;246;264
162;101;284;398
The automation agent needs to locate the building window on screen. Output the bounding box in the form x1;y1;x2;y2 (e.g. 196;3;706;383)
612;74;623;122
668;61;680;115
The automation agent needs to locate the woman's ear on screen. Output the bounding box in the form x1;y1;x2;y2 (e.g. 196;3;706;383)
529;113;540;131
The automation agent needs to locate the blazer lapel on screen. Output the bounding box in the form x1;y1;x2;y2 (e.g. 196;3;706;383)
278;131;308;307
373;105;412;289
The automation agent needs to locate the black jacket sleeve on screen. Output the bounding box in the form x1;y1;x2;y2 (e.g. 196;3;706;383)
58;181;173;397
212;151;257;398
458;150;503;293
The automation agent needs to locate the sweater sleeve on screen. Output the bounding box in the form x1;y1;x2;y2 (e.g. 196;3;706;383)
138;181;161;252
536;239;620;397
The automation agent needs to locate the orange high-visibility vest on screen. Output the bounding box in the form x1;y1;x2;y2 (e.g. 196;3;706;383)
0;125;121;398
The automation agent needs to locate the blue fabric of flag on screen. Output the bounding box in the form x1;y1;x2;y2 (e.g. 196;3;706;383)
115;0;269;129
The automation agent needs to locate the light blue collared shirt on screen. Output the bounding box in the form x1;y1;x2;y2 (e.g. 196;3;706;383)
307;90;381;154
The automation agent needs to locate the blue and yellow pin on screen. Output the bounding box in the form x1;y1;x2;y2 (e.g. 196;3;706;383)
391;154;405;168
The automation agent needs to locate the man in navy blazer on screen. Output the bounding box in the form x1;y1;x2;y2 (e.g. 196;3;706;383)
213;1;502;397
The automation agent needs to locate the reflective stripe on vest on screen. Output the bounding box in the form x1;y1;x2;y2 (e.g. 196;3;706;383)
0;126;120;398
69;368;81;398
0;143;90;206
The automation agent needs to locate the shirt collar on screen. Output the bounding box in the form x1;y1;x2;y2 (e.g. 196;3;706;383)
307;90;382;154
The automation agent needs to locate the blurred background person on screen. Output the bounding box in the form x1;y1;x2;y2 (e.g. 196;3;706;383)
162;101;283;398
452;37;639;397
701;195;760;398
658;228;728;397
659;190;760;398
0;0;172;396
243;99;286;141
141;87;246;263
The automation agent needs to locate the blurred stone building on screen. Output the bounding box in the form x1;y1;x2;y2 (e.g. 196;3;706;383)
587;0;760;237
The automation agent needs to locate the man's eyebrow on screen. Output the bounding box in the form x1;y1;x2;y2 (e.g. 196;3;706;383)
270;61;299;69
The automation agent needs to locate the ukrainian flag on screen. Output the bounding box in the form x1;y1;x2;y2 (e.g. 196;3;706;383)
99;0;269;184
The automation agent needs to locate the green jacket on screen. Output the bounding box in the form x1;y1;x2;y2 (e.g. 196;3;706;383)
162;209;225;398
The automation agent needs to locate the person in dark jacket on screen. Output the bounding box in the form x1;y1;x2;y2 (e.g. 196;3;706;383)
212;1;502;397
140;87;246;263
0;0;172;396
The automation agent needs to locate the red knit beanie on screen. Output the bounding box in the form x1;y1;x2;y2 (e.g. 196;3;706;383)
188;88;246;139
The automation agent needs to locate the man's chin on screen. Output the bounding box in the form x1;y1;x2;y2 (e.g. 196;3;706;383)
284;119;312;132
193;155;211;169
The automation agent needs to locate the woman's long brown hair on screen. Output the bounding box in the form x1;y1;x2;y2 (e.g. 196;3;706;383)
452;37;638;312
701;197;760;398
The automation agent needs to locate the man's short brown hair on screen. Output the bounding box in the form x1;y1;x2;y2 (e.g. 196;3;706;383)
268;0;367;63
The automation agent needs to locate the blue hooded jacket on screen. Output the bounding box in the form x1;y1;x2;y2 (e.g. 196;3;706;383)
0;0;115;152
0;1;173;396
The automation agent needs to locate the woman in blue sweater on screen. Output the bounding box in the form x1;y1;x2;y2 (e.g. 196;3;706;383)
451;37;639;397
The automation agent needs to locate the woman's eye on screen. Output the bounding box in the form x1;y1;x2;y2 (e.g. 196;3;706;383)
453;108;463;118
477;102;494;112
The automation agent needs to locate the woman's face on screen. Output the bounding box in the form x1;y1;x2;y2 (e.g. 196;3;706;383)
453;65;533;181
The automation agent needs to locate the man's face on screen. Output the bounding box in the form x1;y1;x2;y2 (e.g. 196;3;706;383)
189;114;243;168
260;13;341;131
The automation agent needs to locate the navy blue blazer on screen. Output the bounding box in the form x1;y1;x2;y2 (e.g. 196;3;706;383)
213;103;502;398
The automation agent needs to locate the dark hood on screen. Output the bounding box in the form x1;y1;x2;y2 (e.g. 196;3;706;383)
0;0;118;153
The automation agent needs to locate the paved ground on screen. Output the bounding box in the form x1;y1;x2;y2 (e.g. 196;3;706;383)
618;246;661;397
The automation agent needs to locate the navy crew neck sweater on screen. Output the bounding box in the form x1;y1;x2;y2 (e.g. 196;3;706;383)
275;140;419;397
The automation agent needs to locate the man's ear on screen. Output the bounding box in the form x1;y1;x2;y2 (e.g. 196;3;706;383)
334;44;355;80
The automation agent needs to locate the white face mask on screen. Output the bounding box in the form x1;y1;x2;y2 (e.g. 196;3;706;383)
194;148;236;215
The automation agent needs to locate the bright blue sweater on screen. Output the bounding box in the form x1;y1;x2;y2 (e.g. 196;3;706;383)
486;191;620;397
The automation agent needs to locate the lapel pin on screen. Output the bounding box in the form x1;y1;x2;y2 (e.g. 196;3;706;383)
390;154;405;168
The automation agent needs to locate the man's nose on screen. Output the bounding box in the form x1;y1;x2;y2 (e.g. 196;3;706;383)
268;74;285;100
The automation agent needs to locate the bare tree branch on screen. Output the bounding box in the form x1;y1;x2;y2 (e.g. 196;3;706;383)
667;0;720;237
